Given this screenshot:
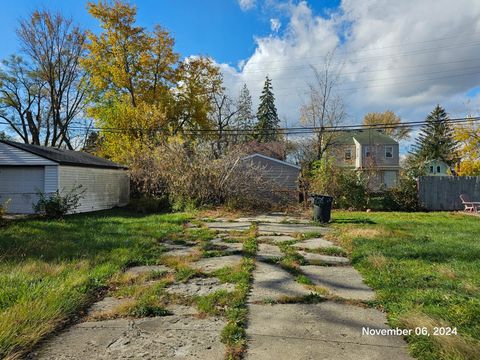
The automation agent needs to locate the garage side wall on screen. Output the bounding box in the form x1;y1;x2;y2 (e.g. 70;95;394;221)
58;166;129;213
246;156;300;190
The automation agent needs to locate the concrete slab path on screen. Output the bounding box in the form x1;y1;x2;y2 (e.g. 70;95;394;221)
249;261;311;302
246;303;412;360
30;316;226;359
244;219;412;360
29;215;412;360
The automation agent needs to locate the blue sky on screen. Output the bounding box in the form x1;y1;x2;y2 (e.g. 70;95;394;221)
0;0;338;65
1;0;480;145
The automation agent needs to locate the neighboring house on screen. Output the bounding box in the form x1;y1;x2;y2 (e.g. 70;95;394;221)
424;159;452;176
0;140;129;214
330;129;400;190
241;153;300;195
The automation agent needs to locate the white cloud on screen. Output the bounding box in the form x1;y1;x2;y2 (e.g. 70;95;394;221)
238;0;256;11
222;0;480;135
270;18;281;32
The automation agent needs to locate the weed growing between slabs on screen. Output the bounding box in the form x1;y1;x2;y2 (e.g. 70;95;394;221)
208;225;258;360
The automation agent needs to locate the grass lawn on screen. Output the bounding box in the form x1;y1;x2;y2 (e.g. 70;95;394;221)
0;209;191;359
330;211;480;360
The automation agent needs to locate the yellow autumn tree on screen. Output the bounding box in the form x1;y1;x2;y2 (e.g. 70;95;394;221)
81;1;222;163
363;111;411;141
454;119;480;175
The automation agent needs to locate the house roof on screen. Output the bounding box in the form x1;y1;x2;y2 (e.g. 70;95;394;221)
0;140;127;169
334;129;398;145
242;153;301;170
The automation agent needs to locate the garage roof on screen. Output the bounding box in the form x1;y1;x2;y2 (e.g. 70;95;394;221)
0;140;127;169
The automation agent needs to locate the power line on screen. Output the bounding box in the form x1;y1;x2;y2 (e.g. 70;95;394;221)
242;68;480;93
227;57;480;83
238;31;480;68
238;39;480;74
1;116;478;137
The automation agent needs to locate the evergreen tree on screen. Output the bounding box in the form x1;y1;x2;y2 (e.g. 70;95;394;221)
235;84;255;141
255;76;280;142
412;105;458;166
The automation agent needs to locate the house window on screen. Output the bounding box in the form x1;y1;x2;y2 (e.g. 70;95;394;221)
385;146;393;158
344;148;352;160
437;166;441;173
430;166;434;173
364;146;371;158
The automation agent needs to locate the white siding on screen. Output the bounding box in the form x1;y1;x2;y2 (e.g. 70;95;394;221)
58;166;129;213
0;166;45;213
0;142;57;165
44;166;59;193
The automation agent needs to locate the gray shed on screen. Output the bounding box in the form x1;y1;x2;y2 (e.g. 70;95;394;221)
242;153;301;192
0;140;129;214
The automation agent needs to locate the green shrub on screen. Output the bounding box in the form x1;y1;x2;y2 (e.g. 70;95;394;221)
310;158;368;210
384;176;420;211
128;196;171;214
309;159;420;211
33;186;85;219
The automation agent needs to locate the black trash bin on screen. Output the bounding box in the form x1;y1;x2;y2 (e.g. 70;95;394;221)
311;194;333;223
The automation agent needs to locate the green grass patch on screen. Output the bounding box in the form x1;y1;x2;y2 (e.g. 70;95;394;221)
296;274;313;285
332;211;480;360
0;208;191;359
196;290;233;316
297;231;325;240
174;266;199;282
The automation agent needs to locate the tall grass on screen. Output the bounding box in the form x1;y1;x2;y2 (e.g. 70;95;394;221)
332;211;480;360
0;209;190;359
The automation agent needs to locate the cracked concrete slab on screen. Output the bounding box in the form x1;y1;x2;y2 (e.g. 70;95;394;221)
166;277;235;296
246;302;412;360
192;255;243;272
204;221;251;232
257;223;329;235
87;297;132;318
299;251;350;265
125;265;169;276
235;215;310;224
164;246;200;257
257;244;283;260
300;265;375;301
257;235;296;243
31;315;226;360
249;261;311;302
165;305;198;316
210;238;244;253
293;238;341;250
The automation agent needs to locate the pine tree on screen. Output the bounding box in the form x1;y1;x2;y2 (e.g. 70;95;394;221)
255;76;280;142
235;84;255;142
412;105;458;166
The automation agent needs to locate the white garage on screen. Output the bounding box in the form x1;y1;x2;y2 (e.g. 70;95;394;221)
0;140;129;214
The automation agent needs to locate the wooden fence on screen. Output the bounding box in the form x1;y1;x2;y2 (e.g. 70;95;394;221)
418;176;480;211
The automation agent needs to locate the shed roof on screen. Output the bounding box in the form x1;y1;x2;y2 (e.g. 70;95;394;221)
0;140;127;169
334;129;398;145
242;153;301;170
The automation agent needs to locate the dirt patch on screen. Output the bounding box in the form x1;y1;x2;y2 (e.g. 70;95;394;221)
344;227;388;239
